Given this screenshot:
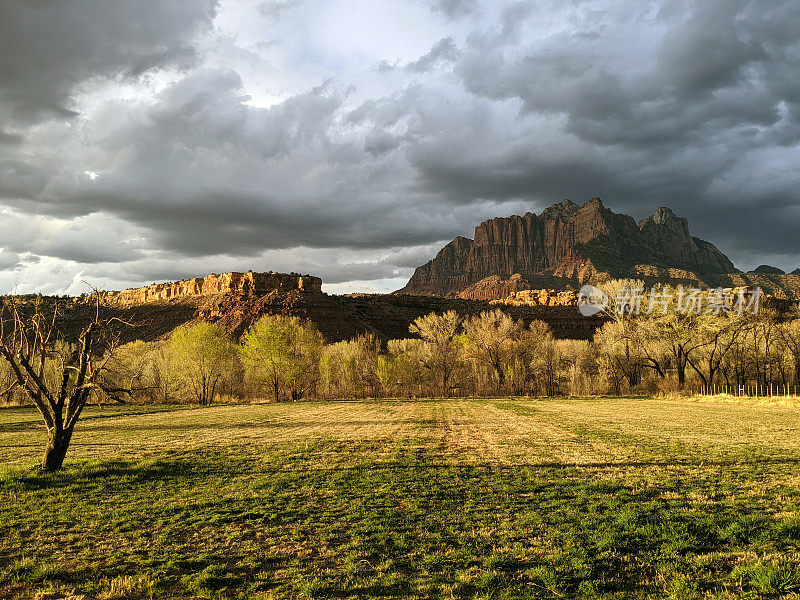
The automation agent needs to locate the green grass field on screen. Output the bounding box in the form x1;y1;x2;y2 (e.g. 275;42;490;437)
2;397;800;599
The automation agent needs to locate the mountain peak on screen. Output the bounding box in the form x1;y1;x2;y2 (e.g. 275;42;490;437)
544;198;579;212
651;206;676;224
584;197;604;208
400;197;739;297
751;265;785;275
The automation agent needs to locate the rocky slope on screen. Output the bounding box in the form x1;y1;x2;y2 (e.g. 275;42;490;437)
334;294;605;340
52;270;606;344
90;271;371;342
399;198;756;298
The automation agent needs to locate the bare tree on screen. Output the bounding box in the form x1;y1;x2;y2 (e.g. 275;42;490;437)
687;314;744;388
0;296;129;471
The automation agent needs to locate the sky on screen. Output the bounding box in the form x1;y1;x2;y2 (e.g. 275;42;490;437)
0;0;799;295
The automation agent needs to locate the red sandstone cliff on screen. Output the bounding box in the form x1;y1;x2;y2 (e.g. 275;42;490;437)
399;198;739;297
89;271;375;342
98;271;322;306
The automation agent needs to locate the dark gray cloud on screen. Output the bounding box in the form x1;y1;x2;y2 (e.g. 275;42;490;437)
1;0;799;293
0;251;22;270
32;70;460;255
0;0;217;121
0;211;147;264
429;0;800;263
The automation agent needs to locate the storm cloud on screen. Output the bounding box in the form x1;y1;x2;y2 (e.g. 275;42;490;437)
1;0;799;294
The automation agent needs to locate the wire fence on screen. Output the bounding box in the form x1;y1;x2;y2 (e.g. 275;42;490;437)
694;383;800;397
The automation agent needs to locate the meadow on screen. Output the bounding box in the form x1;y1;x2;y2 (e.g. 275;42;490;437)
2;397;800;599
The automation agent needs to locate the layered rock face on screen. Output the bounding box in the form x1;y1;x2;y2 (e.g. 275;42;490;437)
91;271;374;342
458;274;530;301
491;289;578;308
638;207;735;273
400;198;737;297
98;271;322;306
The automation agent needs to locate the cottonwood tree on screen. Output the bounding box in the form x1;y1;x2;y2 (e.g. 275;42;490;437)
409;310;462;396
595;320;645;391
646;307;704;386
598;278;647;319
776;318;800;387
168;322;237;405
463;310;525;391
239;315;322;402
0;296;130;471
386;338;427;397
102;340;161;403
687;313;745;387
0;359;20;404
319;334;379;399
748;312;782;387
150;342;180;404
558;339;597;396
525;320;559;396
592;280;651;390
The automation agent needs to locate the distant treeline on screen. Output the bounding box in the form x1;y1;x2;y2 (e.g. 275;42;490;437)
2;280;799;404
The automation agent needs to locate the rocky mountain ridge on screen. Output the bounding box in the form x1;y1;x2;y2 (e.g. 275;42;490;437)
55;270;605;344
399;198;800;298
96;271;322;305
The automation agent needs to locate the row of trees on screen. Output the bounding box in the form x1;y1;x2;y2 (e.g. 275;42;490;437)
110;290;800;401
3;285;799;470
318;311;560;399
5;295;799;412
595;298;800;394
87;310;561;403
3;286;799;413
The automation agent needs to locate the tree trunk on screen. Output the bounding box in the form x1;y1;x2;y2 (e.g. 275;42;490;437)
494;361;505;389
41;427;73;471
676;347;686;386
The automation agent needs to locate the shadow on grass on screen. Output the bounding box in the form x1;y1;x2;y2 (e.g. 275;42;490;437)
82;418;445;434
5;450;800;491
4;441;800;599
0;404;196;433
0;453;251;492
260;456;800;475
